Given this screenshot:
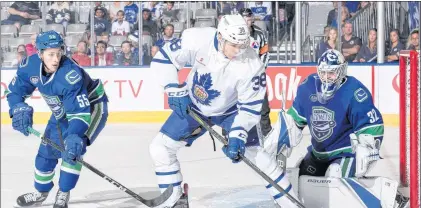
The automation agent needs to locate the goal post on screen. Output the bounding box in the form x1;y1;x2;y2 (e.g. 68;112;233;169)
399;50;420;208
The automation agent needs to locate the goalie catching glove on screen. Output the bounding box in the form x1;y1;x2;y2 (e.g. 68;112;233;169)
350;133;381;177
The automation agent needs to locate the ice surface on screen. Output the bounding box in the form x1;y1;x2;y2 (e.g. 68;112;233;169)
1;124;404;207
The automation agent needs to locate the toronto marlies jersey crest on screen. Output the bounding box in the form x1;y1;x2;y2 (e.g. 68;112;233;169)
310;106;337;142
191;71;220;106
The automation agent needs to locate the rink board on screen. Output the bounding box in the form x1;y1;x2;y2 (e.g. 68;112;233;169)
0;64;399;126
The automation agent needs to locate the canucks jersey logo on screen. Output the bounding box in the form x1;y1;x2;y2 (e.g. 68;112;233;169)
191;72;220;106
310;106;336;142
42;94;65;119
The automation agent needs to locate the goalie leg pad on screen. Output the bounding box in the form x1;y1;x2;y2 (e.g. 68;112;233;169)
299;175;398;208
149;132;184;206
326;157;356;178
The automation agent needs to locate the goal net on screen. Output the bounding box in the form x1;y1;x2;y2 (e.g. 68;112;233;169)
399;50;420;208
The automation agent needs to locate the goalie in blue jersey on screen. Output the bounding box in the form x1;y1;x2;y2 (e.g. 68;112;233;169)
6;31;109;208
263;49;409;207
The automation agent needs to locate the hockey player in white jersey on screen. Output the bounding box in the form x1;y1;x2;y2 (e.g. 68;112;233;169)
149;14;300;207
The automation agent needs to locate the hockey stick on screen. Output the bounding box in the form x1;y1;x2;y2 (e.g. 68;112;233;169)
27;127;173;208
187;109;305;208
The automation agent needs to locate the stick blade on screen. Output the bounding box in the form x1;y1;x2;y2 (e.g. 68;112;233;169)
142;184;174;207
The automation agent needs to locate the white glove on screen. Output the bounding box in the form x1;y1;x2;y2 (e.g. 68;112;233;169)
350;133;381;177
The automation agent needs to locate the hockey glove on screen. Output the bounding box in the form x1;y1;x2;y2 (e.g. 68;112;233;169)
165;82;192;119
222;129;247;163
63;134;86;165
350;133;381;177
11;103;34;136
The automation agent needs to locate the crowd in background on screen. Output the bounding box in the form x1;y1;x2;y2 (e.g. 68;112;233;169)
0;1;419;68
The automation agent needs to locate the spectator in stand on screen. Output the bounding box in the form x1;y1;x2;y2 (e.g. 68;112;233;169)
25;33;37;56
1;1;40;30
386;29;405;62
72;41;91;66
341;21;362;62
217;2;232;17
116;40;139;66
247;2;272;31
94;40;114;66
317;27;339;60
354;28;377;62
109;2;126;22
151;24;176;57
326;2;345;26
134;9;158;41
91;7;111;36
408;1;420;32
345;1;360;17
330;6;349;29
124;1;139;30
358;2;370;10
46;2;71;29
407;28;419;50
112;10;130;36
159;2;178;29
98;32;114;53
11;44;27;67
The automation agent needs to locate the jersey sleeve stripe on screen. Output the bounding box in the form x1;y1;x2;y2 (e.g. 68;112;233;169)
239;107;260;115
152;58;172;64
158;47;172;63
230;126;246;132
238;99;264;106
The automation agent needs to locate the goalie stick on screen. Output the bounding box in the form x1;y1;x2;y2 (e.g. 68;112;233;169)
187;108;305;208
27;127;173;208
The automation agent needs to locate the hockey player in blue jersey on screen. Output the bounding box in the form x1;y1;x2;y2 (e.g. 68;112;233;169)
6;30;109;208
263;49;409;207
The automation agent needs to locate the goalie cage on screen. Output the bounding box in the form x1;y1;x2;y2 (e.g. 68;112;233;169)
399;50;420;208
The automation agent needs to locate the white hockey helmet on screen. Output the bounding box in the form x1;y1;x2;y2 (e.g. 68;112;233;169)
217;14;250;47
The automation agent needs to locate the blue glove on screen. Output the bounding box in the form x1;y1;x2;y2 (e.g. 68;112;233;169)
11;103;34;136
165;82;192;119
63;134;85;165
222;129;247;163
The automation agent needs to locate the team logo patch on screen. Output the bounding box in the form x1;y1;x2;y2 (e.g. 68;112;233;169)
65;70;81;85
310;106;336;142
354;88;368;102
30;76;39;85
350;40;354;45
310;94;317;102
41;94;65;119
191;72;220;106
251;41;260;49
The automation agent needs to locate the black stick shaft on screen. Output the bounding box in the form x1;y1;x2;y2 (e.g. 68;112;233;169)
28;127;172;207
187;109;305;208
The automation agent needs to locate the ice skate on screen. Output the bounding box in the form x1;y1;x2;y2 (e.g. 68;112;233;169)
394;191;409;208
15;191;49;207
53;190;70;208
172;183;189;208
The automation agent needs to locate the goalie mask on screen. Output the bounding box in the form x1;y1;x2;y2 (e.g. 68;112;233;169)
316;49;348;103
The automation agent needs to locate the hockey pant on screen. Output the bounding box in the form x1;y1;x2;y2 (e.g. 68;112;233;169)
299;146;357;178
149;109;298;207
34;102;108;192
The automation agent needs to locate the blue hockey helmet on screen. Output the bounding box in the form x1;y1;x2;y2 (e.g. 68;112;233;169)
316;49;348;103
36;30;64;50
